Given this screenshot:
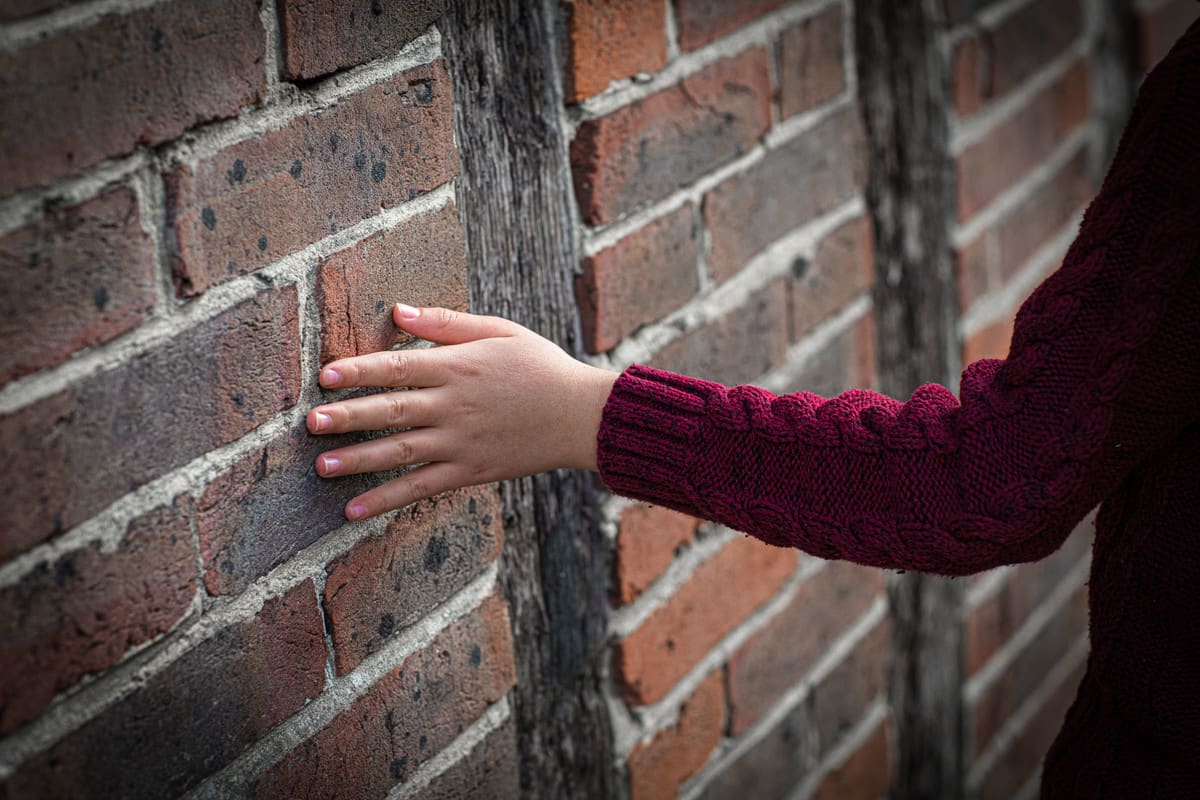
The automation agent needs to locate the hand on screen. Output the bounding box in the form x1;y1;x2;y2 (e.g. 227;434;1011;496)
308;304;618;522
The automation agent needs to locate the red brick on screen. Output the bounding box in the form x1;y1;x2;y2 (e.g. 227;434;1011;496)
576;204;700;353
166;60;459;296
791;215;874;336
0;500;195;735
613;504;700;606
0;286;300;562
727;561;883;734
627;670;725;800
254;594;516;799
278;0;445;81
571;48;771;225
407;715;520;800
809;717;894;800
969;585;1087;756
778;311;877;396
977;657;1086;800
777;5;846;120
650;279;790;386
986;0;1083;102
324;487;504;674
952;34;986;117
675;0;789;51
955;60;1090;221
0;0;263;195
705;103;865;279
614;535;797;705
564;0;669;102
0;187;155;385
963;312;1015;364
4;582;325;800
1136;0;1200;71
317;202;468;362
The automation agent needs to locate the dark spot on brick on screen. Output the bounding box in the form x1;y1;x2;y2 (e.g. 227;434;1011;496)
86;69;99;81
468;497;477;515
375;299;387;314
53;555;76;586
329;132;339;153
289;160;303;179
201;207;217;231
424;536;450;572
378;612;395;638
412;80;434;105
353;152;367;171
221;558;234;573
148;26;167;52
232;392;245;408
330;223;338;233
469;644;482;667
408;188;423;200
227;260;237;274
350;631;358;641
258;235;268;252
473;532;482;550
384;710;397;733
370;0;384;15
419;734;428;749
481;514;492;527
389;757;407;780
26;250;40;267
791;256;810;279
413;142;420;155
228;159;246;185
411;686;421;702
92;286;109;311
371;161;387;183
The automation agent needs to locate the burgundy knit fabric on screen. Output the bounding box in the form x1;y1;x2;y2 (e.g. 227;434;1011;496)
597;22;1200;797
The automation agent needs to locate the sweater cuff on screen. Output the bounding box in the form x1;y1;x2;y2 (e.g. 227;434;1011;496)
596;364;722;511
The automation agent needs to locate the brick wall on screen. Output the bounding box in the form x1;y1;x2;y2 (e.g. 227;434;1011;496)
1;1;1194;799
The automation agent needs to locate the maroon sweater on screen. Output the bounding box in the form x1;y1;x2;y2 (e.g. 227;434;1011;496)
597;22;1200;797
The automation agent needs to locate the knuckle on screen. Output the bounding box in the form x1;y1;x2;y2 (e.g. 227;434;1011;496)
385;394;406;427
405;476;430;503
391;437;415;464
435;307;456;327
387;351;411;384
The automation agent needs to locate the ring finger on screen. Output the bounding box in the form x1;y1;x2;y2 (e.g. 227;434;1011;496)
317;430;442;477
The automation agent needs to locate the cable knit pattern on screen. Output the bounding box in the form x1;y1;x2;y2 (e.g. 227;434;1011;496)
598;21;1200;797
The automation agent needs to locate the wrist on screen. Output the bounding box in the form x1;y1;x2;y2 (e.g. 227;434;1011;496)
572;364;618;472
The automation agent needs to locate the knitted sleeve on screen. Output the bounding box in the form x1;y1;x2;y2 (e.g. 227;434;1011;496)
596;26;1200;576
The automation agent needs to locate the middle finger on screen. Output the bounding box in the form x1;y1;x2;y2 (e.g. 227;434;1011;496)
309;388;441;434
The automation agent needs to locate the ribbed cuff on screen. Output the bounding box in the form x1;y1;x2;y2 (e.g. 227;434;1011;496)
596;364;721;512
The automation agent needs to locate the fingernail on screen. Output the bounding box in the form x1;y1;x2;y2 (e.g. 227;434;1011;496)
321;368;340;386
347;503;367;520
322;455;342;474
312;411;331;432
395;303;420;321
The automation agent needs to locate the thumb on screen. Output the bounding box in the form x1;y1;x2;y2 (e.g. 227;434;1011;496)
393;304;517;344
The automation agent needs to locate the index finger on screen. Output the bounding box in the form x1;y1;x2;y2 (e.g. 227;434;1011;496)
320;348;449;389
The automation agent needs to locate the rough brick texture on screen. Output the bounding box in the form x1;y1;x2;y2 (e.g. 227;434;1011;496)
3;582;325;800
564;0;668;102
254;594;515;799
571;48;771;225
317;201;468;362
809;718;894;800
0;500;195;736
0;286;300;561
323;487;503;673
406;715;520;800
614;535;797;705
777;4;846;119
780;312;878;396
0;187;156;384
166;60;458;296
278;0;445;81
705;103;865;280
627;670;725;800
0;0;76;22
674;0;789;51
0;0;264;195
791;215;874;334
612;504;699;606
576;203;700;353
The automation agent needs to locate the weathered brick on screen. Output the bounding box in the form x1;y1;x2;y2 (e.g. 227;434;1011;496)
576;204;700;353
1136;0;1199;71
0;500;195;736
674;0;789;51
777;310;878;397
955;60;1090;220
790;215;874;335
970;585;1088;756
777;4;845;119
809;717;894;800
196;420;401;597
166;60;459;296
614;535;797;705
0;286;300;562
317;201;468;361
728;561;883;734
0;0;263;195
571;48;771;225
613;504;699;606
963;312;1015;364
627;670;724;800
254;594;516;799
0;187;156;385
278;0;444;81
323;487;504;674
564;0;669;102
407;715;520;800
4;582;325;800
0;0;76;22
650;279;790;386
705;104;864;279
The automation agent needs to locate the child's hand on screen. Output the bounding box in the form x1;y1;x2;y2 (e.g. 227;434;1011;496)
307;304;618;521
